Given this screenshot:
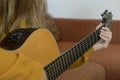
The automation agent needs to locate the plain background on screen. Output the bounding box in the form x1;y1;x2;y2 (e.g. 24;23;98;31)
47;0;120;20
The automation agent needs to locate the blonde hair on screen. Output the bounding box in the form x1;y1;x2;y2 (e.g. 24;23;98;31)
0;0;48;41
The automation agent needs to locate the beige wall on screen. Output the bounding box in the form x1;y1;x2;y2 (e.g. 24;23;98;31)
47;0;120;20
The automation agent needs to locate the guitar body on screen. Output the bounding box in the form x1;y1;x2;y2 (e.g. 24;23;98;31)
0;10;113;80
0;29;60;67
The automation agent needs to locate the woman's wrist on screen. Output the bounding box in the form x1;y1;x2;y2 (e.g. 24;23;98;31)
93;43;105;51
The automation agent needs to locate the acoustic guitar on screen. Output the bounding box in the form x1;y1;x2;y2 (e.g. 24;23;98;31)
0;10;112;80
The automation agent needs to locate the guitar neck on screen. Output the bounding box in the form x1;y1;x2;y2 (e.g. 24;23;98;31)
44;27;102;80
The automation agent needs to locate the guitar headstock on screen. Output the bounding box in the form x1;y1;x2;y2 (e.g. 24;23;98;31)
101;10;113;29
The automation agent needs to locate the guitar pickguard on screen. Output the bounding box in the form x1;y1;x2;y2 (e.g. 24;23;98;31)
0;28;37;50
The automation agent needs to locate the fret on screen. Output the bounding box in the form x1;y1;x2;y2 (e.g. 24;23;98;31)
60;58;66;72
53;61;61;78
64;52;72;67
77;44;82;57
69;49;76;63
46;69;55;80
93;33;97;42
64;54;70;67
84;38;89;50
88;32;96;46
80;44;85;55
62;59;67;71
71;46;78;61
86;36;91;49
95;31;100;41
55;63;61;77
87;35;92;48
79;41;86;54
80;38;89;53
75;44;81;58
95;29;101;41
83;38;89;51
83;40;86;53
77;42;83;56
67;50;73;64
63;51;71;67
95;29;100;42
72;49;77;62
73;47;79;60
91;32;95;45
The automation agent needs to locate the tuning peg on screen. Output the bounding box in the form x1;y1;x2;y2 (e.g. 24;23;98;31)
104;10;108;14
101;10;108;16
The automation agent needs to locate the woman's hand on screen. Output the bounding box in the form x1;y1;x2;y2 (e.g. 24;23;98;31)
93;24;112;51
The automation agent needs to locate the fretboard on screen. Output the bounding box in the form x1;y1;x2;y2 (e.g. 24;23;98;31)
44;27;102;80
